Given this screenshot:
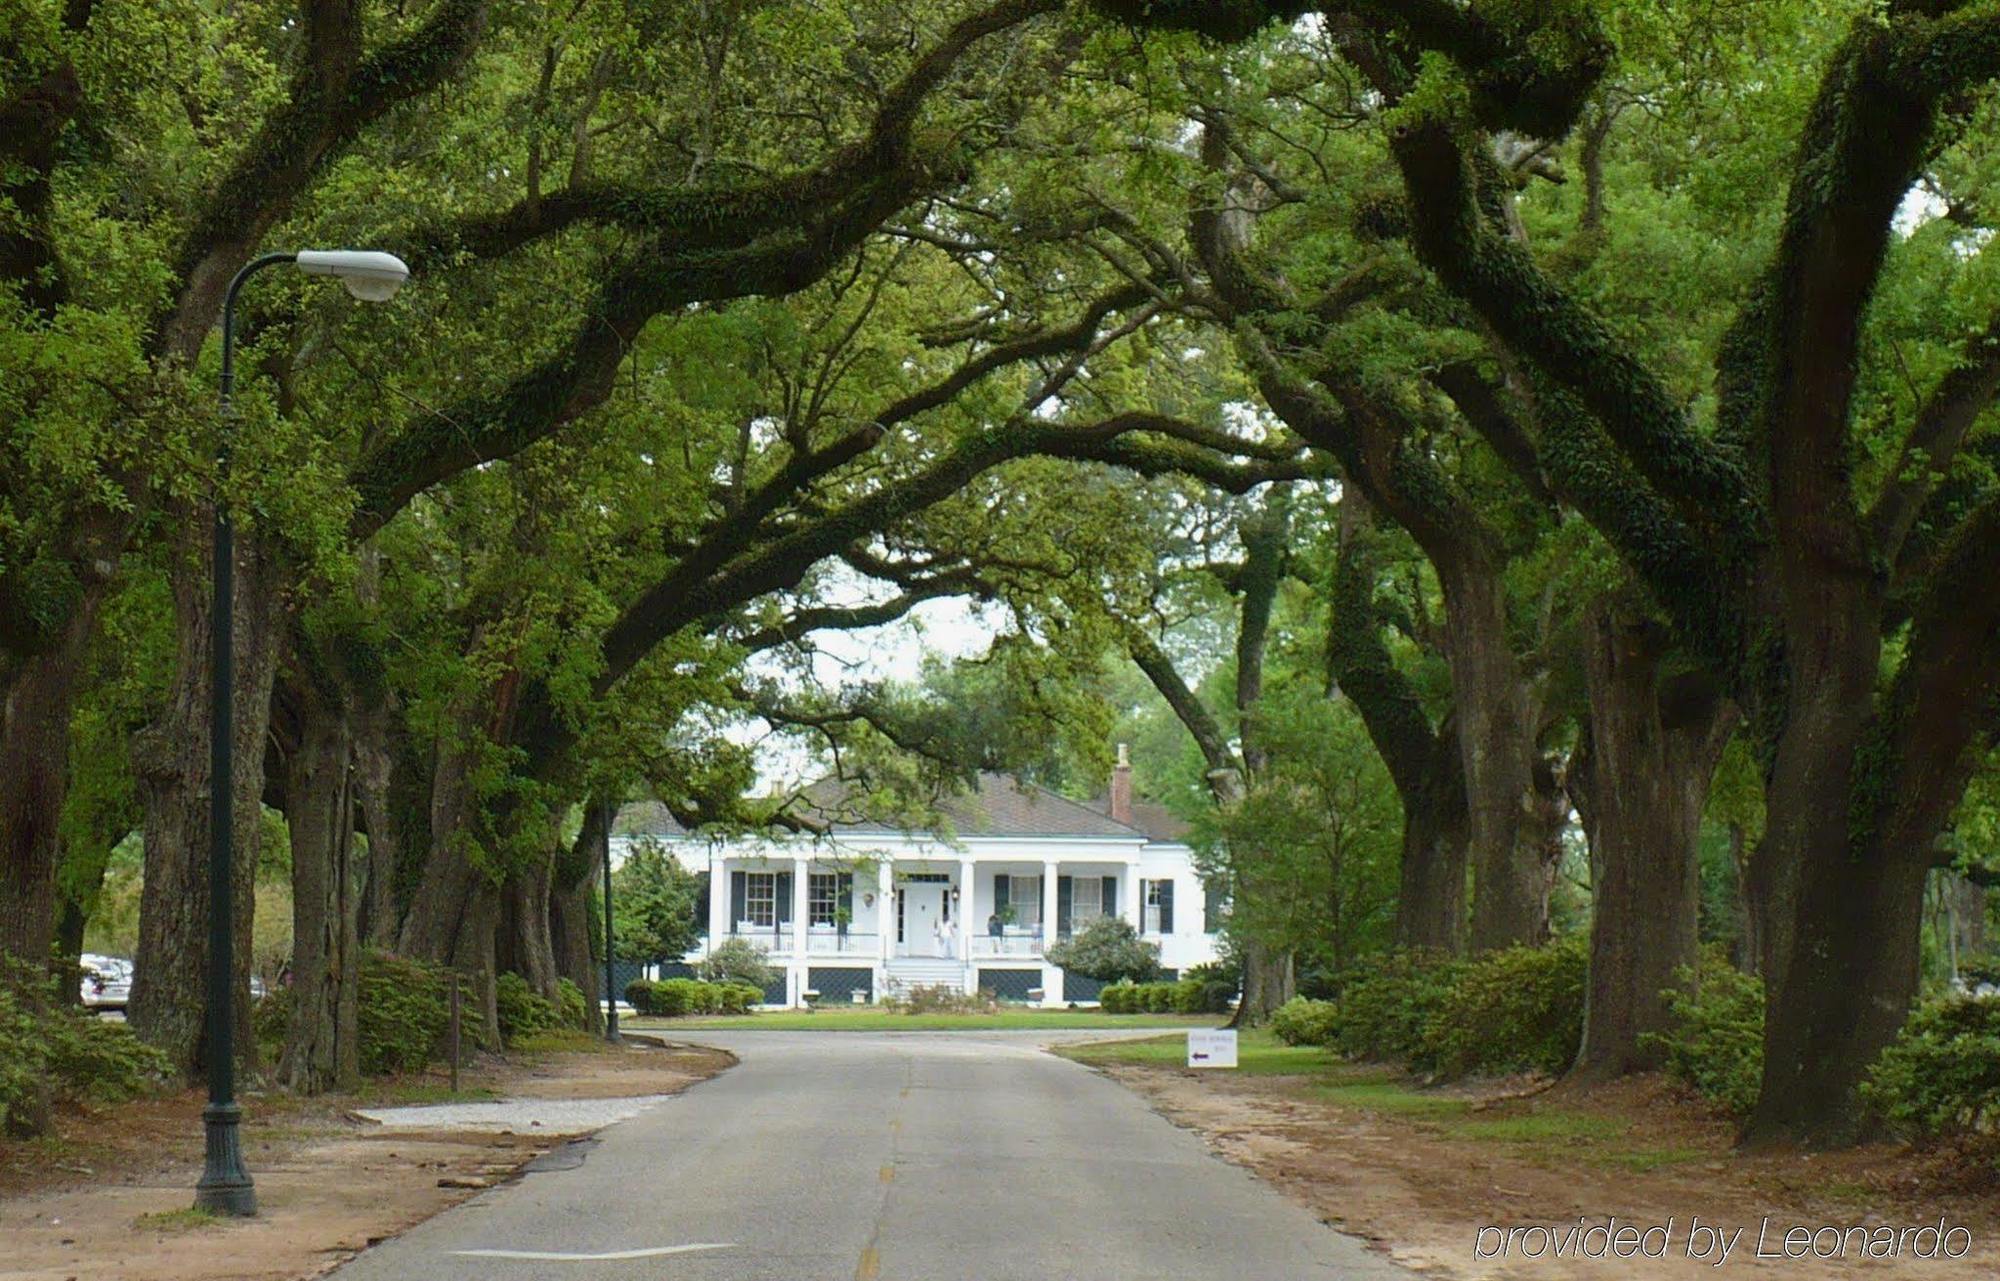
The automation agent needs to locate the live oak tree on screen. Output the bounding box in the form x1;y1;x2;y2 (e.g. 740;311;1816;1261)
1098;0;2000;1145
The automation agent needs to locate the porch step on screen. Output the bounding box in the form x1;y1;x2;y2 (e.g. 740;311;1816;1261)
882;960;966;995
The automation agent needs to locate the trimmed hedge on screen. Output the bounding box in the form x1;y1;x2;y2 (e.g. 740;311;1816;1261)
1097;977;1229;1015
1418;937;1586;1078
623;977;763;1017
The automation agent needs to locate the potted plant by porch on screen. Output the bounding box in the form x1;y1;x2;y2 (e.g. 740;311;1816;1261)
833;902;852;951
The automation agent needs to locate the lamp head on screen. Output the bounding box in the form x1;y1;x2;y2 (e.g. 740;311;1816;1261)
295;249;409;301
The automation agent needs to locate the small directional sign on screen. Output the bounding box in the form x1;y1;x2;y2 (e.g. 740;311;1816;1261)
1187;1028;1238;1068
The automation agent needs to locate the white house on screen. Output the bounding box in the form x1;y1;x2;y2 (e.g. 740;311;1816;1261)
613;747;1223;1007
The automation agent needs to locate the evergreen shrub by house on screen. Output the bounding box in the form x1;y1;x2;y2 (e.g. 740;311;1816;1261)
1271;997;1340;1047
1862;994;2000;1141
1647;951;1764;1120
625;978;658;1014
1183;962;1239;1015
697;938;778;990
1099;982;1137;1013
653;978;699;1015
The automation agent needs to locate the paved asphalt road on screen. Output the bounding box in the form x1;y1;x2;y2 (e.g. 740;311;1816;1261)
328;1029;1409;1281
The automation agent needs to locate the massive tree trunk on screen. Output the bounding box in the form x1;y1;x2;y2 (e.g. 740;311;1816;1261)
550;805;606;1034
500;854;561;1000
351;691;402;949
1396;755;1469;953
0;594;103;970
397;714;502;1046
129;529;282;1077
1434;557;1546;951
1231;942;1295;1027
1571;605;1735;1081
276;649;362;1094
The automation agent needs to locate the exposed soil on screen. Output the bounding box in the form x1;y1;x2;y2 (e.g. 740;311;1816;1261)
1089;1062;1999;1281
0;1036;732;1281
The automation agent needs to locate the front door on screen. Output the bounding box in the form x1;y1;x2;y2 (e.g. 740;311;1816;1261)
896;882;949;957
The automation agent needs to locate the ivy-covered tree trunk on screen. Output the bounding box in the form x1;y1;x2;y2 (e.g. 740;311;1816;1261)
0;595;103;970
129;528;282;1077
277;653;362;1094
1571;605;1733;1081
1435;557;1546;951
1395;762;1469;954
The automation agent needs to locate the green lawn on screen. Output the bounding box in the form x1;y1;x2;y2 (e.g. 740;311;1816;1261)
624;1009;1224;1032
1056;1027;1335;1075
1057;1033;1709;1168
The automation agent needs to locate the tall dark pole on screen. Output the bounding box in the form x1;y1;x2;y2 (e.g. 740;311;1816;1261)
602;800;620;1043
197;252;293;1218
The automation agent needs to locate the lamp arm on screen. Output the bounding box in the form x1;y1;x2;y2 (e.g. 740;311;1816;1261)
219;252;299;410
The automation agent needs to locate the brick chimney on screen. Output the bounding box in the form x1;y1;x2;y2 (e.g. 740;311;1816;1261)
1110;742;1133;825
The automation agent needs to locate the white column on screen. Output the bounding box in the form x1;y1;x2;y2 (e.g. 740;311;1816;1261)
707;849;729;952
958;857;976;964
1041;861;1059;952
1042;860;1062;1007
876;860;895;962
1121;863;1142;930
791;856;810;955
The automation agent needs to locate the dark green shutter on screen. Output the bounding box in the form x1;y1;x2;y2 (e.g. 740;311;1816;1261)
1139;879;1149;931
1103;875;1118;922
695;872;711;935
994;874;1009;914
1158;878;1174;933
1056;875;1073;938
1205;878;1227;933
775;872;792;925
729;871;745;934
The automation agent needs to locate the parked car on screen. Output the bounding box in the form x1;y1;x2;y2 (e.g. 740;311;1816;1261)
79;953;133;1011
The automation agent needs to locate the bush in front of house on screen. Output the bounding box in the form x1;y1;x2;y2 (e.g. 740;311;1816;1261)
357;951;451;1075
1046;916;1161;985
1861;994;2000;1141
888;983;994;1014
648;978;692;1016
1415;936;1586;1078
696;938;778;991
1183;962;1240;1015
1099;982;1137;1013
1271;996;1340;1047
495;972;563;1044
1646;950;1764;1120
625;978;658;1015
717;982;762;1014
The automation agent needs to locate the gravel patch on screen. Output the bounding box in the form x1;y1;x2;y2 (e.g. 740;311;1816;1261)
355;1095;678;1134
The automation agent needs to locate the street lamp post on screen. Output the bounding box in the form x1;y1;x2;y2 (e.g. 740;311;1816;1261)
603;800;620;1044
198;249;409;1218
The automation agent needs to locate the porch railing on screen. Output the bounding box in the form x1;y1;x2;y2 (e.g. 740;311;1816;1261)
805;928;880;956
971;933;1044;958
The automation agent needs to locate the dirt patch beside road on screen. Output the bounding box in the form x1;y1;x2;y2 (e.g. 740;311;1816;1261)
0;1037;731;1281
1084;1057;1998;1281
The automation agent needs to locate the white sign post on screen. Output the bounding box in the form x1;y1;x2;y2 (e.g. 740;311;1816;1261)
1186;1028;1238;1068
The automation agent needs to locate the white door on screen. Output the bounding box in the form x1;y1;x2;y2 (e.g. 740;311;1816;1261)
898;883;948;957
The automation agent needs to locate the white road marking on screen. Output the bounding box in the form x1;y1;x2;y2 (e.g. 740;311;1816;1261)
451;1244;736;1261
